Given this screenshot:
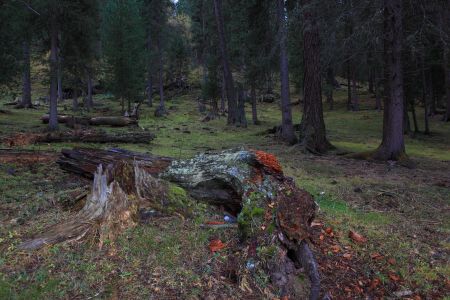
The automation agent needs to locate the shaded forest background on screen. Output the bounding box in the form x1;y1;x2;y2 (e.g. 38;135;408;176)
0;0;449;299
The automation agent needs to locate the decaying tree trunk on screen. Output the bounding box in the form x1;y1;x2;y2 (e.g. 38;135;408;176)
4;131;155;147
89;116;138;126
21;148;320;299
41;115;138;127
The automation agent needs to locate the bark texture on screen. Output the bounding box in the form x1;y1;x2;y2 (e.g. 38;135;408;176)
21;148;319;298
276;0;296;144
41;115;137;127
48;17;59;131
373;0;406;160
299;0;332;154
214;0;237;124
20;40;32;108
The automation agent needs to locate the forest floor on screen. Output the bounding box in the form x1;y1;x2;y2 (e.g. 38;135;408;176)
0;88;449;299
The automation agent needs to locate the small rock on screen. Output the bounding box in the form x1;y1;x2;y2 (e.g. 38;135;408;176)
393;290;413;297
353;187;363;193
7;167;15;176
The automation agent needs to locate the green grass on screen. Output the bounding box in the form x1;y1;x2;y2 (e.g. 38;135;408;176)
1;87;449;298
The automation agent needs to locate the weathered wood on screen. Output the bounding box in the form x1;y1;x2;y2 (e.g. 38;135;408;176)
41;114;90;125
4;131;155;147
89;116;137;126
57;148;172;179
41;115;137;127
0;149;58;164
37;131;155;144
22;148;319;298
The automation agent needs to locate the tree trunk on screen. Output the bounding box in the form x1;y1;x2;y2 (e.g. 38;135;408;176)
351;77;359;111
373;0;406;160
220;72;226;113
347;63;352;110
299;0;332;154
375;72;382;111
57;51;63;103
421;57;431;134
147;32;153;107
214;0;237;125
48;17;59;131
277;0;296;144
403;96;411;135
251;81;259;125
236;86;247;128
411;98;419;133
157;38;165;114
444;49;450;122
72;87;78;111
325;68;334;110
20;40;32;108
86;70;94;110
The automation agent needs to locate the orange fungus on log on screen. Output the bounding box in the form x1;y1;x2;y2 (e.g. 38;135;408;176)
254;150;283;174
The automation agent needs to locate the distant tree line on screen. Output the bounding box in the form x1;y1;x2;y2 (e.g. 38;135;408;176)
0;0;448;161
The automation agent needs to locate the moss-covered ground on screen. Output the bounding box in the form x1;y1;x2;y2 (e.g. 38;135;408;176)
0;87;449;299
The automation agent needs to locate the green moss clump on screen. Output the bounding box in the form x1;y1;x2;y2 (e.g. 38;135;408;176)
237;192;266;239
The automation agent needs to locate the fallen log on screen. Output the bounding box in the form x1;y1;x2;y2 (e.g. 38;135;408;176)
0;149;58;164
3;131;155;147
41;114;90;125
41;115;137;127
22;148;320;299
37;131;155;144
89;116;137;126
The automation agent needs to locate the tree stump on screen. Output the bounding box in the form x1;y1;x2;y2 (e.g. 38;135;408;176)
21;148;320;299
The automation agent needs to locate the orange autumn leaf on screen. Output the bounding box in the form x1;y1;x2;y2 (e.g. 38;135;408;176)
325;227;333;234
205;221;225;225
209;239;226;252
319;234;325;241
331;244;341;253
389;272;401;282
371;252;384;260
388;258;396;265
369;278;381;290
343;253;352;259
349;230;367;244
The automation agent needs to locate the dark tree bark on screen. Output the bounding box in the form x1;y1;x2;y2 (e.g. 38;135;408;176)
373;0;406;160
48;16;59;131
213;0;237;124
347;63;352;110
325;68;334;110
57;69;63;102
72;87;78;111
236;86;247;128
250;81;259;125
220;72;226;113
444;48;450;122
276;0;296;143
351;76;359;111
157;37;165;114
20;40;32;108
147;32;153;107
299;0;332;154
86;69;94;110
375;70;383;111
421;57;431;134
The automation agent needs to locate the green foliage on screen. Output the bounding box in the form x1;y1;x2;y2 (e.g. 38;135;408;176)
101;0;146;105
237;192;266;238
